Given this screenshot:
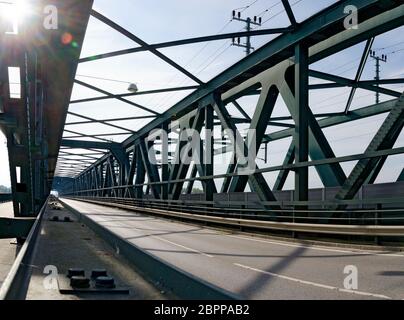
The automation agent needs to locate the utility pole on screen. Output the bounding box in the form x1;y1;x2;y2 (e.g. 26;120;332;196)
231;10;262;56
369;50;387;104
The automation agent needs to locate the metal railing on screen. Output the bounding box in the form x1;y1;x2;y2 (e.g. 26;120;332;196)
0;198;48;300
64;196;404;237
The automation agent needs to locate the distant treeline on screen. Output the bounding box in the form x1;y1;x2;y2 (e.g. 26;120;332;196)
0;185;11;193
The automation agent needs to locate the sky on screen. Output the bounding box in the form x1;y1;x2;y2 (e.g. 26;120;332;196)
0;0;403;191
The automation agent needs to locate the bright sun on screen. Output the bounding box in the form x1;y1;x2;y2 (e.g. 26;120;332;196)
0;0;29;33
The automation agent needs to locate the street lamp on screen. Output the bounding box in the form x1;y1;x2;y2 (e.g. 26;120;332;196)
127;83;138;93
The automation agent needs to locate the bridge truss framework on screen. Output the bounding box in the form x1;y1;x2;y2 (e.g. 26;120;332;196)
1;0;404;222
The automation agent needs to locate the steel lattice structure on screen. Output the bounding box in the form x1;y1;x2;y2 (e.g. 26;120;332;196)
1;0;404;220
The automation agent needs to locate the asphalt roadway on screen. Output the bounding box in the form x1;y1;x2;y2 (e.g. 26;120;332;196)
62;199;404;300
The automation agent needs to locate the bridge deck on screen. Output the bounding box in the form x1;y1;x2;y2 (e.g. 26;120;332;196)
62;199;404;300
0;202;18;289
23;202;166;300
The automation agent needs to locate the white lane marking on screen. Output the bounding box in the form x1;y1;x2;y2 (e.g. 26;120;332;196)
86;208;214;259
227;235;404;258
153;236;214;258
70;201;403;260
234;263;392;300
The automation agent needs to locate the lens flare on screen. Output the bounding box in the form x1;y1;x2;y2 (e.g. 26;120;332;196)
61;32;73;45
0;0;30;34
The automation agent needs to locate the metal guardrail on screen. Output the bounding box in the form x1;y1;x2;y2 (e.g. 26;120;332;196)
0;194;12;203
66;197;404;237
0;199;48;300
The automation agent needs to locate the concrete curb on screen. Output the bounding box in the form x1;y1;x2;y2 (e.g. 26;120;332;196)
60;199;239;300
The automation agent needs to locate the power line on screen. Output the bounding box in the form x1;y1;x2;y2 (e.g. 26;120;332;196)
148;18;236;108
373;40;404;51
260;0;304;26
194;44;232;75
76;74;132;84
233;0;260;13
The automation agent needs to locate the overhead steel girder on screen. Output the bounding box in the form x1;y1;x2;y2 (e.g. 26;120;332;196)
67;111;135;133
74;79;158;115
79;28;293;63
120;1;404;150
61;139;119;150
66;115;156;125
64;1;404;204
61;139;129;184
73;2;404;185
90;10;204;85
70;86;199;104
281;0;298;27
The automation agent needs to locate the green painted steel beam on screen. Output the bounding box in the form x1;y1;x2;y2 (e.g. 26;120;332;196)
0;217;35;239
309;70;401;98
261;99;397;144
79;28;293;63
295;42;309;203
274;141;295;191
226;86;279;193
74;79;158;115
64;1;404;192
281;0;298;27
204;104;216;201
91;10;204;85
139;140;161;199
69;146;404;194
309;78;404;90
70;86;199;104
398;169;404;182
72;2;403;179
333;92;404;207
61;139;120;150
67;111;135;133
120;1;404;150
344;37;374;114
212;93;278;205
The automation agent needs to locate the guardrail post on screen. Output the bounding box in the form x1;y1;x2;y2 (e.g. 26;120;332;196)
375;203;381;245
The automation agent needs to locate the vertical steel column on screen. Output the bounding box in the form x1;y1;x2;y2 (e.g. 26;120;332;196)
294;43;309;205
205;105;214;202
161;122;169;200
134;145;145;199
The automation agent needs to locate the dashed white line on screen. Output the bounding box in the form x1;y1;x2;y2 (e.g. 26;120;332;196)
227;234;404;258
152;236;214;258
234;263;392;300
85;207;214;258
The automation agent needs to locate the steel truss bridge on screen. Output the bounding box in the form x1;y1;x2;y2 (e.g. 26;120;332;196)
1;0;404;242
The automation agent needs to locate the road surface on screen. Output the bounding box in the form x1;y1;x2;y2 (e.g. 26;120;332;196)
62;199;404;300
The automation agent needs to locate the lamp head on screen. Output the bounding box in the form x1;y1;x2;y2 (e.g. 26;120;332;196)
127;83;138;93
